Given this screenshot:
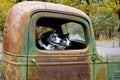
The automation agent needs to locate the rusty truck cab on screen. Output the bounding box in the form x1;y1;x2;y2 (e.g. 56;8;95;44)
2;1;97;80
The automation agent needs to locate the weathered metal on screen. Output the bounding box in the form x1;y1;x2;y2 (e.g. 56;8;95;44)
2;1;120;80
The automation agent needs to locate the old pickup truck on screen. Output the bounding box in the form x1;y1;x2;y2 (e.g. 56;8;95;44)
1;1;120;80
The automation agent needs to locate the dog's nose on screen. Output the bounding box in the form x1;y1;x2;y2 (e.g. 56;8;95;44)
60;40;63;43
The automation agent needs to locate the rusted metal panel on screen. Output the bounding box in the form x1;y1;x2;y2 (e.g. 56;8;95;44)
28;65;90;80
27;48;90;80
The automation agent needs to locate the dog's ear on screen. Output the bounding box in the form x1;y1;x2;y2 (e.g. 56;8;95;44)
64;33;69;38
66;33;69;36
53;30;56;32
41;35;44;39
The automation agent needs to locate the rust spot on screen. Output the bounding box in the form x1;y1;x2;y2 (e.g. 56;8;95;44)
3;12;28;54
96;68;106;80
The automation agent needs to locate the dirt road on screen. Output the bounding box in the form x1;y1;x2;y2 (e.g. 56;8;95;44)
96;41;120;47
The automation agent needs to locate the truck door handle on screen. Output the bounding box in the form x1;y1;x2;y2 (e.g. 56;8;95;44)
31;59;40;71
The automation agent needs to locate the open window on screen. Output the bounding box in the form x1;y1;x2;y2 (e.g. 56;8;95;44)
36;17;87;50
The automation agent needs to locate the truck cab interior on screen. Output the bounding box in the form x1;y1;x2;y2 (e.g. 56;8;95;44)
35;17;87;50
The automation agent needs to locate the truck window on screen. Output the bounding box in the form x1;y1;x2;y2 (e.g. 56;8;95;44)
62;22;85;43
36;17;87;50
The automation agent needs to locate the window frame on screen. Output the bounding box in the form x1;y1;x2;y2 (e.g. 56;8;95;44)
29;10;90;53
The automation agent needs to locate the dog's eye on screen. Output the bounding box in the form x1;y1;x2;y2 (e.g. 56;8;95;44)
51;35;56;38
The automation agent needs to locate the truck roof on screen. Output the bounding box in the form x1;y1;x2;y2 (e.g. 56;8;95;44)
8;1;91;22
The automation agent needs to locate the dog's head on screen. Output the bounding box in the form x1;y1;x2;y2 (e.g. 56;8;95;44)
59;34;71;47
40;31;62;46
62;37;71;47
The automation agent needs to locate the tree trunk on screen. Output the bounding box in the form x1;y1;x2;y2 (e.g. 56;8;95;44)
41;0;46;2
118;20;120;46
94;30;100;40
16;0;22;3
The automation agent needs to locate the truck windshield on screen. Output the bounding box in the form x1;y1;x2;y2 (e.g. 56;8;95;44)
62;22;85;43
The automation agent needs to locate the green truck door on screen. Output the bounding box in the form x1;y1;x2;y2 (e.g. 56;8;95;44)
27;11;94;80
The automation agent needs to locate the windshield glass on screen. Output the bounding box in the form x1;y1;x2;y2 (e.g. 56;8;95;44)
62;22;85;43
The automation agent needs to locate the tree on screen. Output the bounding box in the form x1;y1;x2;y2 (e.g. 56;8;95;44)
0;0;15;35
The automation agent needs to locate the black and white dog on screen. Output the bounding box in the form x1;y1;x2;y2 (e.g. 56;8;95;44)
37;31;71;50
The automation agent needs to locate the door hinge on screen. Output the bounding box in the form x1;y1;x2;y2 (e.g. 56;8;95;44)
92;54;96;62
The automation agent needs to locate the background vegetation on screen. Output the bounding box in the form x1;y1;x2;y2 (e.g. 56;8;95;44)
0;0;120;40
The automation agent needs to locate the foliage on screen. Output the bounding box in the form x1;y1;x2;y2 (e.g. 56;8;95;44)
0;0;15;34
